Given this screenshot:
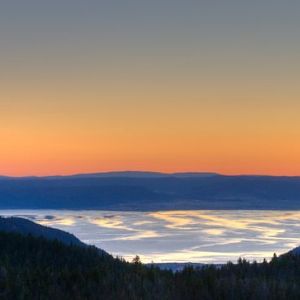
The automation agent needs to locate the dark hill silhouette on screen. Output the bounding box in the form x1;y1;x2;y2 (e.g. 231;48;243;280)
0;216;84;246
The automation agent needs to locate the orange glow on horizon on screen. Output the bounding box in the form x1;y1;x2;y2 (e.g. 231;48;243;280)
1;2;300;177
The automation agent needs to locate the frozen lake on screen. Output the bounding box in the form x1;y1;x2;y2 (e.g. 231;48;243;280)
1;210;300;264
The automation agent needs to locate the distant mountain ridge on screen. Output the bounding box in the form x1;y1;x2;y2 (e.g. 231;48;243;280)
1;171;300;210
0;171;220;180
66;171;220;178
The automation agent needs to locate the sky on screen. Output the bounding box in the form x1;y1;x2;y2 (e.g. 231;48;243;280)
1;1;300;176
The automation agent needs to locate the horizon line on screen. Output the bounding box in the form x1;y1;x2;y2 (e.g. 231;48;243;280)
1;170;300;179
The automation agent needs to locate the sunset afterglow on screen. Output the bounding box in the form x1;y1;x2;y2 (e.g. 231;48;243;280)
1;1;300;176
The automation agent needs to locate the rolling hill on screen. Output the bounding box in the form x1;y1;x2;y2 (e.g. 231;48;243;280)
0;172;300;210
0;216;84;246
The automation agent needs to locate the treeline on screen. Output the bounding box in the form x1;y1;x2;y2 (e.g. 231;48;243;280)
0;231;300;299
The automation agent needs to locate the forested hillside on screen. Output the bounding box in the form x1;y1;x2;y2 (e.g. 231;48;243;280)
0;217;84;246
1;231;300;299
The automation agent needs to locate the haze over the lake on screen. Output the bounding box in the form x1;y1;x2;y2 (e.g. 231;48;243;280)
1;1;300;177
2;210;300;264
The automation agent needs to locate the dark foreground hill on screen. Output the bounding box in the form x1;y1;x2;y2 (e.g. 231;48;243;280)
1;171;300;209
1;221;300;299
0;216;83;246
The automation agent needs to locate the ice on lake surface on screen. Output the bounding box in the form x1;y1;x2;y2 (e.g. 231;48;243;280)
1;210;300;264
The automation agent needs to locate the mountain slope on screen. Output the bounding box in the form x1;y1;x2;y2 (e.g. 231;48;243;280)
0;230;172;300
0;216;84;246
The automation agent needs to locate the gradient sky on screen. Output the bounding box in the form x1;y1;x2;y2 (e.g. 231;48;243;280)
1;1;300;176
